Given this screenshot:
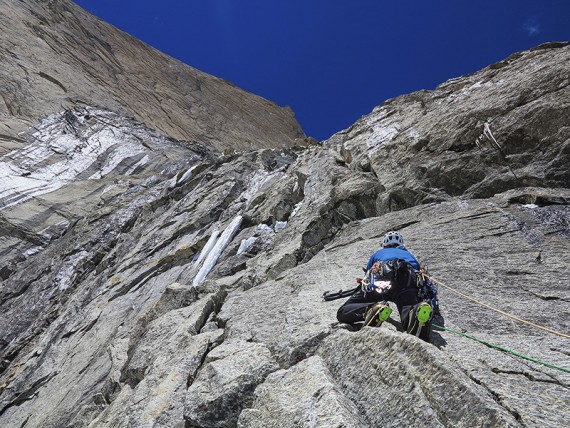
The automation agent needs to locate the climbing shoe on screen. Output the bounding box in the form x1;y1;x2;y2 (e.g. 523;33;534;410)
416;302;432;325
363;303;392;327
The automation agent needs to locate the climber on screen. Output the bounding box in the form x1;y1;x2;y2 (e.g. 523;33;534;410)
336;231;433;342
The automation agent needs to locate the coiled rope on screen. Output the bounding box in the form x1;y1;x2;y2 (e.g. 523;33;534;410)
429;277;570;340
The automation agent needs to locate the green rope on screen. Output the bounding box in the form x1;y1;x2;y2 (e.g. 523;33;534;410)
433;324;570;374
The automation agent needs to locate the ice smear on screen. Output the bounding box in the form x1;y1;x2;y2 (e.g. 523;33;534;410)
124;154;150;176
88;131;146;179
193;215;243;287
240;170;282;203
237;237;257;255
457;200;470;210
256;224;273;233
22;246;44;258
406;128;421;145
195;231;220;265
169;164;200;189
290;202;302;218
274;221;287;232
343;107;400;154
177;165;197;186
370;123;398;148
523;204;539;209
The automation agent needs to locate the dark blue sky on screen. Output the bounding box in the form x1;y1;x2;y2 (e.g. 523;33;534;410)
74;0;570;141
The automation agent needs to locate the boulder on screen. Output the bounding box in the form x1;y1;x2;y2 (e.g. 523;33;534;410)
238;356;366;428
184;341;279;427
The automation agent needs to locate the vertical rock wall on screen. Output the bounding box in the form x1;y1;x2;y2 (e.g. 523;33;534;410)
0;0;304;152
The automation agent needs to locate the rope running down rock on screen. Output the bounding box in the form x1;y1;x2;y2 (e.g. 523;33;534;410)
433;324;570;374
430;277;570;340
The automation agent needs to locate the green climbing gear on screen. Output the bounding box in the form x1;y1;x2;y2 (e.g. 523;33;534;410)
416;302;432;324
364;303;392;327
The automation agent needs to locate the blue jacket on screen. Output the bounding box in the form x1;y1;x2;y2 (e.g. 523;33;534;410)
366;246;420;270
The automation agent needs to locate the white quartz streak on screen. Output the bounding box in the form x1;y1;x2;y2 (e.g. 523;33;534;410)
0;110;148;211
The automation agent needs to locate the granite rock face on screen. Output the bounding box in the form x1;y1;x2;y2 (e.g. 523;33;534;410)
331;41;570;212
0;0;304;151
0;4;569;427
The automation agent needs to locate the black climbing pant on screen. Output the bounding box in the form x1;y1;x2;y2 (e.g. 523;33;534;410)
337;290;432;342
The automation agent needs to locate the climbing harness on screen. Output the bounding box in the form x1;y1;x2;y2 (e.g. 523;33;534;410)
429;276;570;340
416;267;440;314
322;261;441;319
434;324;570;374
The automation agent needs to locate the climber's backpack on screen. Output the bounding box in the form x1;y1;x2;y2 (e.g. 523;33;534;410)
377;259;440;314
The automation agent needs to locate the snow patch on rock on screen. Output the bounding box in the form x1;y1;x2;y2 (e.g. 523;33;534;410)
169;163;201;189
195;231;221;265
